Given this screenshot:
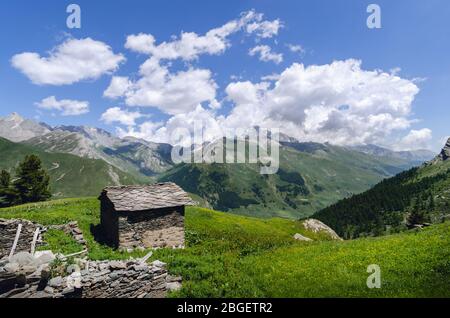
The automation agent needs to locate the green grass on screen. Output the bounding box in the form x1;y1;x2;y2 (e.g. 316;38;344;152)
40;229;84;255
1;198;449;298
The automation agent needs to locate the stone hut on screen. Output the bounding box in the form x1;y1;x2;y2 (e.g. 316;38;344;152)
99;183;195;250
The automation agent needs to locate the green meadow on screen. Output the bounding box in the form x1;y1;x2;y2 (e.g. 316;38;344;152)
1;198;449;298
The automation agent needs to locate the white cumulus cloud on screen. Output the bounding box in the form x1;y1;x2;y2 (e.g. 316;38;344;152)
111;60;422;148
103;76;132;99
109;11;283;116
12;38;125;85
246;18;283;38
117;105;223;146
35;96;89;116
396;128;433;150
125;10;279;61
223;59;420;146
286;43;305;54
100;107;144;126
249;45;283;64
107;57;219;115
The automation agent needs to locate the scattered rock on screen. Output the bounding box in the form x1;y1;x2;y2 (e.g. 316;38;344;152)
109;261;126;270
166;281;182;292
151;260;166;268
293;233;313;241
44;286;54;294
34;251;55;265
48;276;64;288
302;219;343;241
4;262;20;273
133;264;149;272
62;286;75;295
21;265;38;275
10;252;35;266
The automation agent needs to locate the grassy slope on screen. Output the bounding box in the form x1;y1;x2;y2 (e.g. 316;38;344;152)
160;143;415;220
0;137;147;198
1;198;449;298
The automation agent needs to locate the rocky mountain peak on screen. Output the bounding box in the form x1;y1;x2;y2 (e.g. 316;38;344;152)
0;113;51;142
6;112;24;122
430;137;450;163
440;137;450;161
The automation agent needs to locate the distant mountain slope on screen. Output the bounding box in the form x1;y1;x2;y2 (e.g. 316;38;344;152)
0;137;145;198
23;126;174;178
350;144;435;166
160;140;420;219
0;113;51;142
314;138;450;238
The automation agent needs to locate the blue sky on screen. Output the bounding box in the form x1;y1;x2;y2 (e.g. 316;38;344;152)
0;0;449;151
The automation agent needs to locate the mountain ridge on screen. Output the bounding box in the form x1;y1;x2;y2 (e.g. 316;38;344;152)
0;113;433;174
0;113;438;218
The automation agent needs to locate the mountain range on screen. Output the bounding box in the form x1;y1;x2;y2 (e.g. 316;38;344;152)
0;113;437;218
0;113;173;179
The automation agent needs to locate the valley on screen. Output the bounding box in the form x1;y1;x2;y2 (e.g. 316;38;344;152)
160;141;432;218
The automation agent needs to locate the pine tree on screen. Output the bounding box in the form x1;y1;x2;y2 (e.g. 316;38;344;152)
13;155;51;204
0;169;10;188
0;170;17;207
428;194;435;211
408;197;425;226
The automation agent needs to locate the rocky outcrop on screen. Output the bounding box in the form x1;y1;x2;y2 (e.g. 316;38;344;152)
434;138;450;162
302;219;343;241
428;137;450;165
0;219;45;259
0;252;181;298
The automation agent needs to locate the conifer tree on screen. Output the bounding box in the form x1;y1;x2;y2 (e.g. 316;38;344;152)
13;155;51;204
0;169;18;207
428;194;435;211
408;197;425;226
0;169;10;189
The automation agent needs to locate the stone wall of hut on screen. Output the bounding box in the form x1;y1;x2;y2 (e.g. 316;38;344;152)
117;207;185;250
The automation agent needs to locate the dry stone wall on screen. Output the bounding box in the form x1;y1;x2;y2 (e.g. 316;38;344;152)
0;218;182;298
0;219;45;258
0;253;181;298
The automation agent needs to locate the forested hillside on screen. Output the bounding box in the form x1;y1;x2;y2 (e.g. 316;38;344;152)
314;159;450;238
